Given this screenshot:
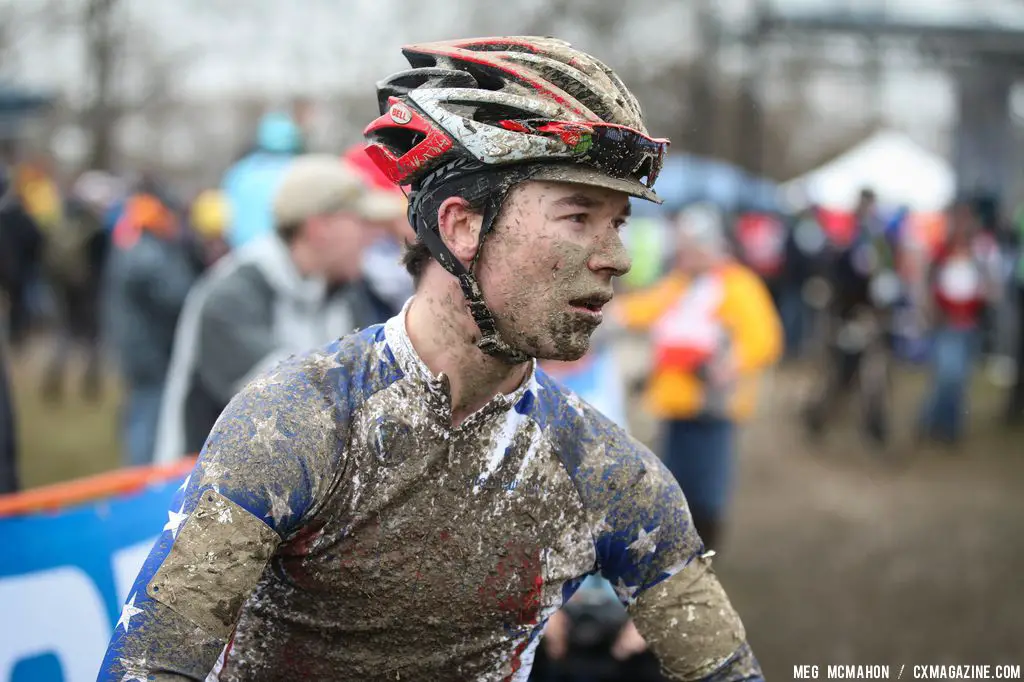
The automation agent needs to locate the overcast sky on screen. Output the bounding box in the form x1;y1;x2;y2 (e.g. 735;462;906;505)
4;0;1024;157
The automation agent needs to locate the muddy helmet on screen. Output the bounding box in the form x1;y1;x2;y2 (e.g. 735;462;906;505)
363;36;669;363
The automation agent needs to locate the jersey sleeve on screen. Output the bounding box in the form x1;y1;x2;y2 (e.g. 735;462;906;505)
97;352;346;681
588;433;764;682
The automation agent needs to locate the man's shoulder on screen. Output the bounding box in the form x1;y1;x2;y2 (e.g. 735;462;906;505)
241;324;398;409
533;370;654;483
534;370;694;565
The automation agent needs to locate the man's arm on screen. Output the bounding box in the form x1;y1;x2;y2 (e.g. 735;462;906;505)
590;436;763;682
98;356;343;681
194;267;290;404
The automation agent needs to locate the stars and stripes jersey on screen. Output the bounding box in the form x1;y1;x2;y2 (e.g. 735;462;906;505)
99;307;763;682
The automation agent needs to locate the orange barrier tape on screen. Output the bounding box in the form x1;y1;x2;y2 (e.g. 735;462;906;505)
0;457;197;518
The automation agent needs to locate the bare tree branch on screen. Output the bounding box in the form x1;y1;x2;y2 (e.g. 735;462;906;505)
0;0;76;73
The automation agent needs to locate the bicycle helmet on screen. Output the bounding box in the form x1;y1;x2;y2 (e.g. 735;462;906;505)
363;36;669;363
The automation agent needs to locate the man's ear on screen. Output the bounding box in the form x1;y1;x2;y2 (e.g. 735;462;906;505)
436;196;482;266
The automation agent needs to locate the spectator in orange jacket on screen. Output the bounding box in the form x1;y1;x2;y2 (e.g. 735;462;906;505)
614;204;783;549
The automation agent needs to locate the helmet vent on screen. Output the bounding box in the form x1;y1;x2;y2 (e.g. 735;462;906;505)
470;103;540;125
368;126;424;156
459;63;506;92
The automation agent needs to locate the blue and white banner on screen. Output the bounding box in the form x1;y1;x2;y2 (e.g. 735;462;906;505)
0;474;186;682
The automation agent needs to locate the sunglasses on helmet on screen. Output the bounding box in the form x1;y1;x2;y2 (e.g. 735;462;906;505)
499;120;669;188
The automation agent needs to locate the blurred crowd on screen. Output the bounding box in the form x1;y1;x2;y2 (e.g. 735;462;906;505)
0;112;412;486
3;108;1024;527
619;185;1024;456
2;106;1024;680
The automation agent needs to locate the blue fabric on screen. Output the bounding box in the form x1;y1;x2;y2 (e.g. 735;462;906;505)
661;417;735;517
256;113;302;154
104;233;196;385
222;152;295;249
103;200;125;234
777;282;807;358
0;350;17;493
919;325;978;441
123;382;164;467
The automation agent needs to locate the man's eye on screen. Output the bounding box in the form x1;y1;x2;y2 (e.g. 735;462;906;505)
613;218;629;231
564;213;588;224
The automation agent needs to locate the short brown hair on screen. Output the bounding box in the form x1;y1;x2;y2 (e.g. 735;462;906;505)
402;238;434;284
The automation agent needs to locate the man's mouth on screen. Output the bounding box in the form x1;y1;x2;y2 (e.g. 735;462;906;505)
568;293;613;315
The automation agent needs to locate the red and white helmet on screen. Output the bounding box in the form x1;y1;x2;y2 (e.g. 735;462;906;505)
364;36;668;202
362;36;670;363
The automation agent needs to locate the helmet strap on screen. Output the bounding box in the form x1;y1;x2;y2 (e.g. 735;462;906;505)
409;164;537;365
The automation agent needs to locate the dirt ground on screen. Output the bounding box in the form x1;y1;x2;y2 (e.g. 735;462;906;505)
709;364;1024;679
8;342;1024;678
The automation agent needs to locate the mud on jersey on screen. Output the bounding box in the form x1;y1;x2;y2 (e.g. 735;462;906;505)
99;308;763;682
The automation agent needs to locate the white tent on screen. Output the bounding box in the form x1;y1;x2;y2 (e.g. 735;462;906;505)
782;129;956;213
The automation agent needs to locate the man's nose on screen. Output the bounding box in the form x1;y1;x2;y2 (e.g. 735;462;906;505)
589;232;632;278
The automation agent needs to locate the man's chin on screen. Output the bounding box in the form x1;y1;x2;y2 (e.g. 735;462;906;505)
539;336;592;363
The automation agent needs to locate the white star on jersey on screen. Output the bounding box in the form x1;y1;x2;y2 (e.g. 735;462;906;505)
199;461;226;491
586;443;618;472
613;577;639;604
309;403;337;439
249;371;285;392
163;504;188;539
253;416;286;450
119;656;149;682
116;592;144;632
265;489;292;527
371;336;390;360
307;350;337;381
628;525;661;559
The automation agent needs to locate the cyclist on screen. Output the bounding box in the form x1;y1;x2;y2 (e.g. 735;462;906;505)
99;36;763;682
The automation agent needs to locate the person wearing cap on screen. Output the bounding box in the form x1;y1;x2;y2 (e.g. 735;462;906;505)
152;154;403;464
613;203;783;551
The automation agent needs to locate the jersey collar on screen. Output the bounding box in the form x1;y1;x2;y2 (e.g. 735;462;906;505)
383;297;537;411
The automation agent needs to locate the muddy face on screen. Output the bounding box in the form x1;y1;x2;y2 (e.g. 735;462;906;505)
474;180;632;361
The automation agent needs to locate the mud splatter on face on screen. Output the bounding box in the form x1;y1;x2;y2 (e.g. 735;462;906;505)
476;181;631;361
